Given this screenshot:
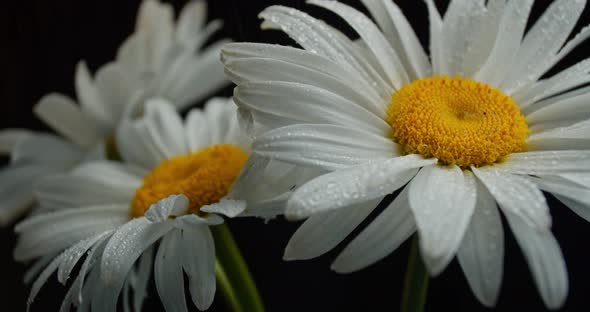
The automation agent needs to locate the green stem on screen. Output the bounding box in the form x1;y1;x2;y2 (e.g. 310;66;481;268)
212;223;265;312
401;235;429;312
215;260;242;312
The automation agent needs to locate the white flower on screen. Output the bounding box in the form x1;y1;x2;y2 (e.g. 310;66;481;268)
222;0;590;308
15;98;298;311
0;0;228;225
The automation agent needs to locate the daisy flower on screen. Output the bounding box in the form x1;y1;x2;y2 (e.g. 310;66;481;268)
15;98;293;311
222;0;590;308
0;0;228;225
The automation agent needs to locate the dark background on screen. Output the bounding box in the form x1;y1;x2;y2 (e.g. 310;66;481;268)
1;0;590;311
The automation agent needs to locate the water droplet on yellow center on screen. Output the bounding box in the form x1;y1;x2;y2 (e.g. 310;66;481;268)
131;144;248;217
386;76;529;167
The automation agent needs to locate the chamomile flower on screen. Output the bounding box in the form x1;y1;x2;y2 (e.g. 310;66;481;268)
0;0;228;224
15;98;298;311
222;0;590;308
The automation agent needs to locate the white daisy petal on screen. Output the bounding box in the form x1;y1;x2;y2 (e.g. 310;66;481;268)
557;172;590;188
472;167;551;229
116;119;163;169
27;253;65;310
0;128;32;154
461;0;505;77
234;81;390;136
0;164;55;225
224;57;385;119
504;211;568;309
174;214;224;230
409;166;477;275
497;150;590;175
176;0;207;45
14;205;128;261
144;194;189;223
202;98;236;145
160;41;228;109
373;0;431;79
34;174;136;210
516;61;590;107
554;195;590;223
309;0;409;88
284;197;382;261
200;199;246;218
331;187;415;273
144;99;188;158
439;0;486;76
75;61;112;129
100;218;173;310
258;6;381;87
132;247;155;312
474;0;533;87
12;134;82;169
239;192;291;219
527;119;590;151
525;90;590;124
135;0;174;72
60;234;109;311
221;42;384;108
57;231;112;285
185;109;210;152
252;124;398;171
503;0;587;93
287;155;436;219
457;180;504;307
529;176;590;220
92;62;137;122
424;0;443;74
182;226;216;311
24;254;56;285
155;230;188;312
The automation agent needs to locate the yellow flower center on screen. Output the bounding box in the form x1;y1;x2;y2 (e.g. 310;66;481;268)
131;144;248;218
386;76;529;167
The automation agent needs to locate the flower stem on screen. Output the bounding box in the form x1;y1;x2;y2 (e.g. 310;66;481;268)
212;223;265;312
401;235;429;312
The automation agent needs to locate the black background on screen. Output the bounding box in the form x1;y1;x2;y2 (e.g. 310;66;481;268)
1;0;590;311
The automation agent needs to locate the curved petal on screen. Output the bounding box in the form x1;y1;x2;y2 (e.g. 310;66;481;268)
308;0;408;88
473;0;533;87
116;118;163;169
457;180;504;307
284;197;382;261
286;155;436;219
155;230;188;312
221;42;385;113
331;187;415;273
502;0;587;93
0;128;32;154
182;226;216;310
14;205;128;261
252;124;398;171
234;81;390;136
144;194;189;223
101;217;172;284
472;167;551;229
504;211;568;309
496;151;590;175
12;134;82;169
409;166;476;275
143;99;188;158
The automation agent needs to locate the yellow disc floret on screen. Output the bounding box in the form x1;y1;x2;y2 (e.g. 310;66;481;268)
386;76;529;167
131;144;248;218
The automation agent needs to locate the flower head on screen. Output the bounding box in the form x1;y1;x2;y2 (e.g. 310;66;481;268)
0;0;229;225
222;0;590;308
14;98;288;311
